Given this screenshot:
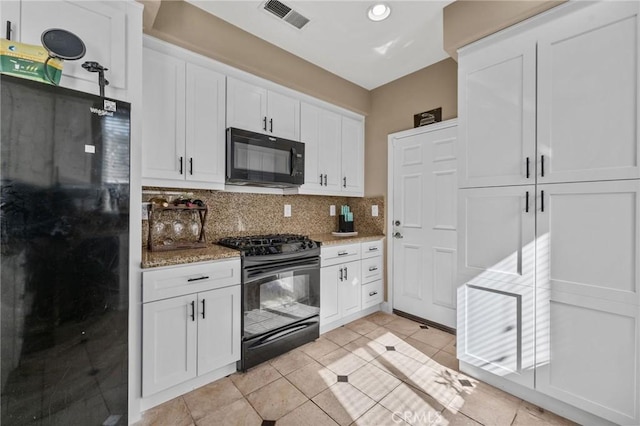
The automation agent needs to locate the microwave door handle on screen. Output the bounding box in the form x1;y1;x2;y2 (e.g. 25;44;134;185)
290;148;296;176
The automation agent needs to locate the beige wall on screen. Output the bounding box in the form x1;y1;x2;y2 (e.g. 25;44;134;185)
443;0;565;59
365;58;458;198
144;0;371;116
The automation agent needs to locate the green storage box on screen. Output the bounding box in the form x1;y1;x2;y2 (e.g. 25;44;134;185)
1;38;63;84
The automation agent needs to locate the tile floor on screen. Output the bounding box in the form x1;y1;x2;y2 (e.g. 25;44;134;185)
136;312;576;426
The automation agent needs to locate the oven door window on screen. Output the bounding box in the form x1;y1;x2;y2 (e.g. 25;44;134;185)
244;266;320;339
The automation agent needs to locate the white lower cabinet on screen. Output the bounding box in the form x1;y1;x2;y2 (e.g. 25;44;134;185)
320;240;384;328
142;260;241;397
320;260;362;324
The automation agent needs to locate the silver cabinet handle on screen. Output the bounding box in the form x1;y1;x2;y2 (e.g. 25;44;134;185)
369;291;378;296
320;174;323;185
369;266;378;272
344;267;348;280
187;276;209;282
393;232;403;239
368;247;378;251
324;174;327;186
338;251;348;256
343;176;347;188
339;267;344;281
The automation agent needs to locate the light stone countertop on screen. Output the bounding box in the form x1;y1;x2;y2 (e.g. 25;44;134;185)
142;244;241;269
309;232;385;246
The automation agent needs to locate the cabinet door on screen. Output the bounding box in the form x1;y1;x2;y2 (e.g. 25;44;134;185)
457;280;535;388
458;31;536;188
1;2;20;41
458;185;536;287
19;1;126;93
300;103;323;191
185;63;226;185
537;2;640;184
321;111;342;192
340;261;362;317
267;90;300;140
142;295;197;396
141;48;186;181
320;264;341;324
197;286;241;376
301;103;342;193
341;116;364;196
536;181;640;305
535;290;640;425
226;77;267;134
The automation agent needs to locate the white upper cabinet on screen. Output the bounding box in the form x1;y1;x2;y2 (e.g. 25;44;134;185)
227;77;300;140
341;116;365;196
299;103;341;193
226;77;268;134
297;102;364;197
185;62;226;184
2;0;140;101
141;40;226;189
142;47;185;181
458;30;537;188
537;1;640;184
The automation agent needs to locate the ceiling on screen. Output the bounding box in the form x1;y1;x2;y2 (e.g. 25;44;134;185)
186;0;453;90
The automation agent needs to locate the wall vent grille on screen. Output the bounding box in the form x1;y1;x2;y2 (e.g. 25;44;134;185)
263;0;310;30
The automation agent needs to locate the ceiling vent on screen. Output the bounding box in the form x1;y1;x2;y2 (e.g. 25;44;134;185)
263;0;310;30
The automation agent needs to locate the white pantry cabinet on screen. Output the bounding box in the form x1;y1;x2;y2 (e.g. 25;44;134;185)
457;2;640;424
457;279;535;388
227;77;300;141
142;260;241;397
297;102;365;197
141;40;226;189
457;29;536;189
1;0;140;101
457;185;536;288
458;1;640;188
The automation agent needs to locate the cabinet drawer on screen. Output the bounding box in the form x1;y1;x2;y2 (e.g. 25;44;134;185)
361;240;383;259
361;256;383;284
362;281;383;309
321;243;360;267
143;259;241;303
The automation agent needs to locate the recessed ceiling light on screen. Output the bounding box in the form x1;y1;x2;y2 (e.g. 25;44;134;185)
367;3;391;22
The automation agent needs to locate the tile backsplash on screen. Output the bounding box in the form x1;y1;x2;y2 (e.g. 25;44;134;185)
142;188;384;246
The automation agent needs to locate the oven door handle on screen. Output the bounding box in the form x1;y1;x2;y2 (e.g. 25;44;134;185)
245;259;320;281
249;321;317;350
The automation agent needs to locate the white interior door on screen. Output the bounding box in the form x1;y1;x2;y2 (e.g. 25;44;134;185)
391;121;457;328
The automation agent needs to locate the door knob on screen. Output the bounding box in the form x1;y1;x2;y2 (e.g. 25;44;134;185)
393;232;403;239
394;220;401;226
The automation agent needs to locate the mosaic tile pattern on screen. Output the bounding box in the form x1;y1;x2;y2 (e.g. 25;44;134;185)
135;312;577;426
142;189;384;246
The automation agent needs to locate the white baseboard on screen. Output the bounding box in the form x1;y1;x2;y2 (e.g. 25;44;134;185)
459;362;618;426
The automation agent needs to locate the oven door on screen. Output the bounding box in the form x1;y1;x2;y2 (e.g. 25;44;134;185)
226;127;305;187
243;255;320;340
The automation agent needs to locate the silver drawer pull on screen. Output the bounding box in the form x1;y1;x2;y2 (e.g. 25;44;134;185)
368;247;378;251
187;276;209;282
337;251;349;256
369;291;378;297
368;266;378;272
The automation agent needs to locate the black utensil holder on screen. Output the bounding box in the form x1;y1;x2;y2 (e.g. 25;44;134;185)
338;215;354;233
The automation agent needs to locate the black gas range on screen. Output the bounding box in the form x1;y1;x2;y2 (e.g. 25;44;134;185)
217;234;321;371
218;234;320;261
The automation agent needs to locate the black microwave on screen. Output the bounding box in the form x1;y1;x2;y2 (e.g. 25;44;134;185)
226;128;305;188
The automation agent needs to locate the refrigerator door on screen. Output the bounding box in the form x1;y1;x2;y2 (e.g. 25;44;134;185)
1;75;130;425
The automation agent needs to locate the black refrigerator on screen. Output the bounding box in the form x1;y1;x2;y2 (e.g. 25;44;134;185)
0;74;130;425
